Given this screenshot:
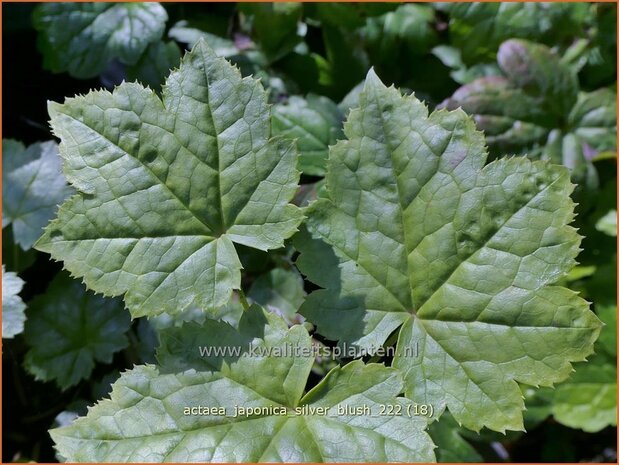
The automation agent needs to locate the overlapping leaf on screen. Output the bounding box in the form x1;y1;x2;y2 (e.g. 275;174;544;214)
441;3;590;65
441;74;550;157
548;305;617;433
35;40;303;318
23;273;130;389
298;69;601;432
51;306;435;462
441;39;616;189
429;413;482;463
2;265;26;339
33;2;167;79
441;40;577;157
248;268;305;323
550;358;616;433
272;94;343;176
2;139;73;250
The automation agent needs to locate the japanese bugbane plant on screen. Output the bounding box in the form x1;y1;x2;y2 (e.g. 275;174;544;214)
28;38;603;463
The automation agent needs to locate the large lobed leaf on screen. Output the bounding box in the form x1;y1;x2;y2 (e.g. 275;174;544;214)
297;69;601;432
51;306;435;462
35;40;303;318
2;139;73;250
33;2;168;78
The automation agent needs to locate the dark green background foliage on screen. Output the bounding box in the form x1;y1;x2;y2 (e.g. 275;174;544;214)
2;2;616;462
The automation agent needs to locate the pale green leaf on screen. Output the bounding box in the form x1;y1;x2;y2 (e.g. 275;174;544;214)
35;40;303;318
2;265;26;338
248;268;306;322
299;69;601;432
23;273;130;389
338;81;364;115
51;307;435;462
595;210;617;236
2;139;73;250
272;94;344;176
293;225;340;291
565;265;596;282
168;21;238;57
149;295;245;332
550;358;617;433
33;2;168;78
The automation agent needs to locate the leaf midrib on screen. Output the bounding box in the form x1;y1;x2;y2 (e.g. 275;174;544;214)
372;93;416;314
197;44;227;234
